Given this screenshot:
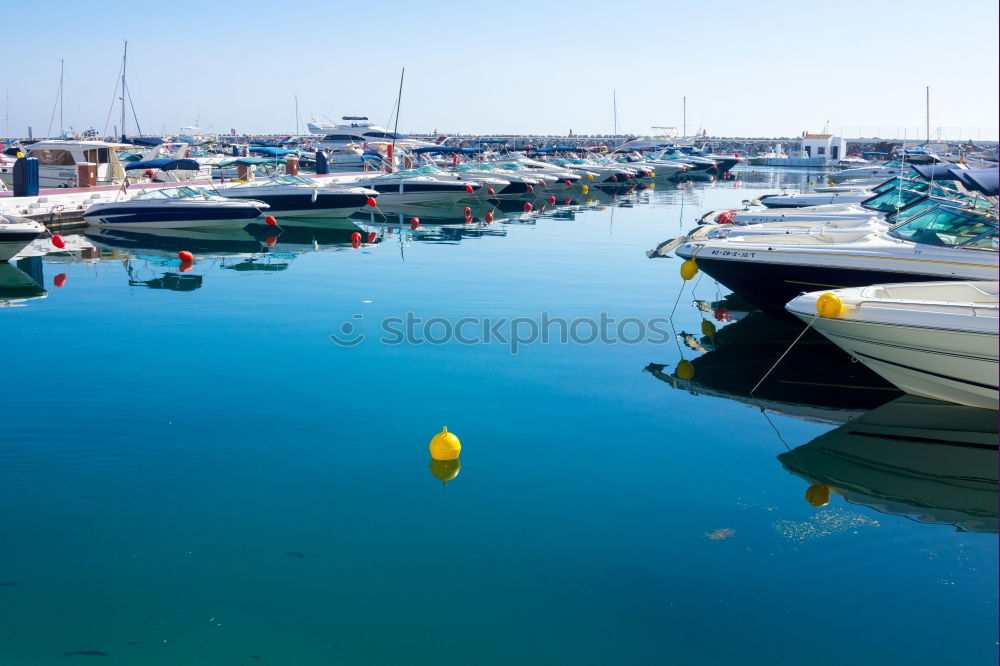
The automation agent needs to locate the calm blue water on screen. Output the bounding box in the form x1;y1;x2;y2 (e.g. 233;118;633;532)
1;169;996;665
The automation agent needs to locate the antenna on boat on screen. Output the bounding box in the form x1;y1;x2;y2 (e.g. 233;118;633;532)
613;89;617;142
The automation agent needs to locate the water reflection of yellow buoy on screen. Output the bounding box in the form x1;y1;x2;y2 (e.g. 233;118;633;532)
680;259;699;281
805;483;831;507
701;319;717;337
676;359;695;380
429;458;461;486
581;185;589;194
816;292;843;318
429;426;461;461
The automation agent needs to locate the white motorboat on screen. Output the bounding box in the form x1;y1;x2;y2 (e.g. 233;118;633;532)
0;215;46;261
0;140;130;188
779;394;998;532
325;169;487;207
827;159;914;184
218;175;377;219
757;185;874;208
672;203;998;313
84;186;268;229
786;281;999;410
313;116;436;150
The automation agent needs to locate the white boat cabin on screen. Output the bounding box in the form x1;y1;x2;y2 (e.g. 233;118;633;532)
0;140;128;188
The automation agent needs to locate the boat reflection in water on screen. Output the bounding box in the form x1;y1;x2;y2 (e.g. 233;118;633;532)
779;395;999;533
85;226;272;258
0;260;47;307
646;311;901;425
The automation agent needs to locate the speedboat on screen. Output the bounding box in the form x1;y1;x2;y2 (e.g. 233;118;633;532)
326;169;486;207
827;159;917;184
1;215;47;261
84;186;268;229
779;395;998;532
218;175;377;219
786;281;999;410
757;185;874;208
672;203;999;314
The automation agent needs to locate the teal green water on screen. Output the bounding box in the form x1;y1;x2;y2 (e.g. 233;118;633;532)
1;170;996;665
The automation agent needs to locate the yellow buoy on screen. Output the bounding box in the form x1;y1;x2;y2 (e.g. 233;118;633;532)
805;483;831;507
429;426;461;461
581;185;588;194
816;292;843;318
587;173;594;180
16;151;23;158
676;359;695;380
701;319;717;337
650;171;656;178
809;180;815;185
827;178;835;186
680;259;698;281
429;458;461;486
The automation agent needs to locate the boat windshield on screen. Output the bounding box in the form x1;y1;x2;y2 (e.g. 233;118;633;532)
416;165;446;175
862;187;928;212
134;186;206;200
890;206;998;250
268;174;317;186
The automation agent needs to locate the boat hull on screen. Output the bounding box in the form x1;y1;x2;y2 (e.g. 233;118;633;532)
84;202;264;229
682;254;990;315
787;309;999;410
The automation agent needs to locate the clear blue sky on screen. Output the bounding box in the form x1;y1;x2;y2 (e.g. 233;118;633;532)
4;0;998;139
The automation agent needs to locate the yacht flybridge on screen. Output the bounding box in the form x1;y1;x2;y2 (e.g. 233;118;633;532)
315;116;437;150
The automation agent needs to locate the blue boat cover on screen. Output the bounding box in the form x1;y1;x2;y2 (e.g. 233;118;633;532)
249;146;297;157
124;158;200;171
958;167;999;196
128;137;165;146
912;164;999;195
474;139;507;144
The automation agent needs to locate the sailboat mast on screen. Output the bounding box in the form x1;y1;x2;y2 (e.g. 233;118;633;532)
295;94;300;136
59;59;64;136
925;86;930;143
612;89;617;139
121;41;127;140
683;96;686;139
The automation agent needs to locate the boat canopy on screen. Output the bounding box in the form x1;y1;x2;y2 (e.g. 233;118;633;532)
474;139;507;144
216;157;279;167
411;146;483;154
127;137;164;146
124;158;200;171
913;164;999;196
249;146;297;157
